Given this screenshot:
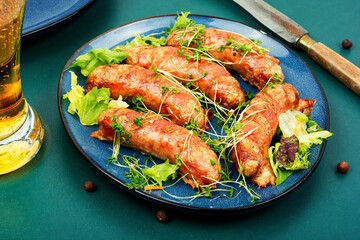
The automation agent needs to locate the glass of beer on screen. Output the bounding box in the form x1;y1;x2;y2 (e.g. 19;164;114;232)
0;0;44;174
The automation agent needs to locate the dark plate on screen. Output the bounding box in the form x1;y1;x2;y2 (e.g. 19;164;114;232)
58;14;329;214
23;0;94;37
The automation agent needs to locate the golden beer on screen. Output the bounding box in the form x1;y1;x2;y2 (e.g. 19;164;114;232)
0;0;26;140
0;0;44;174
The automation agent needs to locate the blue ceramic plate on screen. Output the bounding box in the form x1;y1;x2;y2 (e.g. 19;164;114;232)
23;0;94;37
58;15;329;214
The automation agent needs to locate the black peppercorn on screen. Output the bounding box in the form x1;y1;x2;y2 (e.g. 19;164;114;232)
342;39;352;49
337;161;349;173
156;209;169;223
84;181;97;192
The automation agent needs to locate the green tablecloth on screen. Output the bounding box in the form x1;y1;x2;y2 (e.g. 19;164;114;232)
1;0;359;238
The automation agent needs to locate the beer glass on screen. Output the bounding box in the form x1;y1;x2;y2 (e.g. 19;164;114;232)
0;0;44;174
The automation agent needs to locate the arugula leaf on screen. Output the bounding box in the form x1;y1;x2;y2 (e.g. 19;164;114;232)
66;48;128;77
142;161;179;186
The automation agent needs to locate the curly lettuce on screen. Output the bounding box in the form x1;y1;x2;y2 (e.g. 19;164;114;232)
269;110;333;185
63;71;128;125
66;48;129;77
142;161;180;186
113;33;166;51
165;12;196;36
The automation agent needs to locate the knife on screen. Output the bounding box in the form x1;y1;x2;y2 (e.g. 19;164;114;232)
233;0;360;96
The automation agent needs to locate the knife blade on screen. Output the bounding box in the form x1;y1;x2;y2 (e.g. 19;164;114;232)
233;0;360;96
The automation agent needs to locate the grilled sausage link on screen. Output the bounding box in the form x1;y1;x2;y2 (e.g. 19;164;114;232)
91;108;221;188
166;27;284;90
231;83;315;188
86;64;206;128
123;45;245;109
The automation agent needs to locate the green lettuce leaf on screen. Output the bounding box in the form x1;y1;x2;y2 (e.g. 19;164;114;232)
142;161;179;186
113;33;166;51
66;48;128;76
286;149;310;170
62;71;85;114
297;131;333;147
109;95;129;109
76;87;111;125
275;169;293;186
269;144;294;185
270;110;333;185
63;72;129;126
278;110;307;137
307;120;324;133
165;12;196;36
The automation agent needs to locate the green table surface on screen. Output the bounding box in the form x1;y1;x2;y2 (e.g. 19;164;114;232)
1;0;359;239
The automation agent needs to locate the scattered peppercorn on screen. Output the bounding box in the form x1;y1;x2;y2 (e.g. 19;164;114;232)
337;161;349;173
84;181;97;192
156;209;169;223
342;39;352;49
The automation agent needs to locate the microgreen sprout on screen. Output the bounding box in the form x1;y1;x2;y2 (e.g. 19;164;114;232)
262;73;284;91
149;66;160;77
133;117;145;127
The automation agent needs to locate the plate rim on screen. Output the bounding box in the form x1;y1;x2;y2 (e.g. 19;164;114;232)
22;0;95;38
57;14;330;214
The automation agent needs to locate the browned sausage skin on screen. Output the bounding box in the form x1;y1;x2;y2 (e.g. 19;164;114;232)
123;45;245;109
91;108;221;189
166;27;284;90
86;64;206;128
231;83;315;188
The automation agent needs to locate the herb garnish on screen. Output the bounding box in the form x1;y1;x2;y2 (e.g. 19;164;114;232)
149;67;160;77
262;73;284;90
133;117;145;127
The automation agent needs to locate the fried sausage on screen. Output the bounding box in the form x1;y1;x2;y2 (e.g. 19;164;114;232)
86;64;206;128
231;83;315;188
91;108;221;188
166;27;284;90
123;45;245;109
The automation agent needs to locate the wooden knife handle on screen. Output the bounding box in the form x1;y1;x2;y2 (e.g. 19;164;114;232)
307;42;360;96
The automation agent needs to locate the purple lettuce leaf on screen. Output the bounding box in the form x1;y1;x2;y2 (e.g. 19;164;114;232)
276;135;299;167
